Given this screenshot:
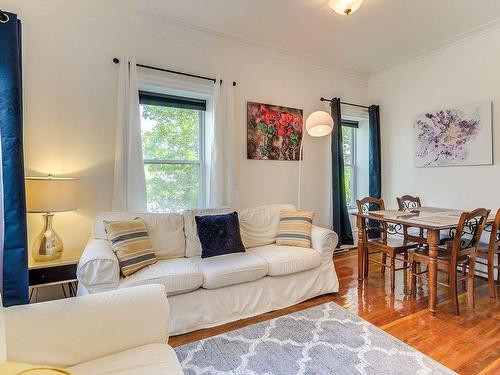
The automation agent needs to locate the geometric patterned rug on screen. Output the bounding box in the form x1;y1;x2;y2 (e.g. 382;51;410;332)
175;302;456;375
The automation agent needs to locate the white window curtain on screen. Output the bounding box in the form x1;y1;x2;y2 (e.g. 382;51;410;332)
112;57;147;212
206;77;235;207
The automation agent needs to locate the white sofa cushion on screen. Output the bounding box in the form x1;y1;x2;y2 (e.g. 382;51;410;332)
68;343;183;375
119;258;203;295
192;253;268;289
94;212;185;260
239;204;295;248
183;207;232;258
248;244;321;276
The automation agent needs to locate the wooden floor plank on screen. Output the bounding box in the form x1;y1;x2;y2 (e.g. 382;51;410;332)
169;250;499;374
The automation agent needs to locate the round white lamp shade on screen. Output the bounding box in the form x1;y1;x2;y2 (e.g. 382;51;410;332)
328;0;365;16
305;111;334;137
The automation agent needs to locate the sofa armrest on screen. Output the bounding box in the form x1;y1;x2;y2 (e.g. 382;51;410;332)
4;285;169;368
311;225;338;256
77;239;120;293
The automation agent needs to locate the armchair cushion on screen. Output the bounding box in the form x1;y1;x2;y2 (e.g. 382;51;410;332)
4;285;169;368
67;343;183;375
0;362;70;374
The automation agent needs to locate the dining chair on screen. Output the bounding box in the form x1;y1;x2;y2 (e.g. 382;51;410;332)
408;208;490;315
476;208;500;298
356;197;419;291
396;195;426;245
396;194;451;246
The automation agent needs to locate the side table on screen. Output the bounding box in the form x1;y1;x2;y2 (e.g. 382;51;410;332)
28;249;82;302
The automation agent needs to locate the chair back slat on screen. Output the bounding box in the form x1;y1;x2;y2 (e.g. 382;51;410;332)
397;195;422;212
356;197;386;240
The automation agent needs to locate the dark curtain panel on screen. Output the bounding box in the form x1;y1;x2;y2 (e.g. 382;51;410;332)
368;105;381;199
331;98;353;246
0;12;28;306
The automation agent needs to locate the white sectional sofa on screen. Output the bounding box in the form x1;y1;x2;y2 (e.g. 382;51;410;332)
77;204;339;335
1;285;183;375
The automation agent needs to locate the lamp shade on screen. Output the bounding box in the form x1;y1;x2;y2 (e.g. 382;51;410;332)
26;176;77;213
305;111;334;137
328;0;365;15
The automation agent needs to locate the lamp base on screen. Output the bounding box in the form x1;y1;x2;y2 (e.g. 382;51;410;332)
31;213;63;262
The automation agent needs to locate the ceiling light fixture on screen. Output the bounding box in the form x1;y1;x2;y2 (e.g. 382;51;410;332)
328;0;365;16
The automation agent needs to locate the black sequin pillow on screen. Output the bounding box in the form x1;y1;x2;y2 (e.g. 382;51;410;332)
195;211;246;258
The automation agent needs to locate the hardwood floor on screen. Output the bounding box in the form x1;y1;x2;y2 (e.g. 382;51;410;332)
169;250;500;374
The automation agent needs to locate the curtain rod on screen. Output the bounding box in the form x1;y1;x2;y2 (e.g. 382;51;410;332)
112;58;236;87
320;97;370;110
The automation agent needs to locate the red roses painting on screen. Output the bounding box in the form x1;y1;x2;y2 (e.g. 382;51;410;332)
247;101;303;160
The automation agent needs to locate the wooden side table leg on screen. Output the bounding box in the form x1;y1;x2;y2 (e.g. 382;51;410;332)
428;229;440;317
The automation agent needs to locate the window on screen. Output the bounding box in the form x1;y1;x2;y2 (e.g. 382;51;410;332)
139;91;206;212
342;120;358;209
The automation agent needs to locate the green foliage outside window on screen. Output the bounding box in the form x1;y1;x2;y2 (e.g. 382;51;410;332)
342;126;353;207
141;104;201;212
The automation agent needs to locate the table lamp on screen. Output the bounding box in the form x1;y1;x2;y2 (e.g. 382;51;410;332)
26;175;77;261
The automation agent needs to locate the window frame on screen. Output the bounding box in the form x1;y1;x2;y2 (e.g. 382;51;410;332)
139;91;207;211
341;121;357;210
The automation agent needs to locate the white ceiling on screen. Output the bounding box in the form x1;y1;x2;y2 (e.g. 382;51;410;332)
104;0;500;72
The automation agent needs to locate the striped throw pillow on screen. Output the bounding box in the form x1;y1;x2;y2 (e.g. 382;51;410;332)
104;218;157;277
276;210;315;248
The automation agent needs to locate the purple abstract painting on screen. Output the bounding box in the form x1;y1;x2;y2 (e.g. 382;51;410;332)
414;101;492;167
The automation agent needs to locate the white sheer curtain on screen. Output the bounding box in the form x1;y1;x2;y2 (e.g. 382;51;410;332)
112;57;147;212
206;77;235;207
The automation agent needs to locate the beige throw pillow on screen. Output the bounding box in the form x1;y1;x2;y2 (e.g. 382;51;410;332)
104;218;157;277
276;210;315;248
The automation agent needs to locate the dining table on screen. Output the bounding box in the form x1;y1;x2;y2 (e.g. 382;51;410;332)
353;206;495;317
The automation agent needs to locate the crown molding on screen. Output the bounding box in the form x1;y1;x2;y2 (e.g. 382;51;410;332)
18;0;369;86
369;18;500;85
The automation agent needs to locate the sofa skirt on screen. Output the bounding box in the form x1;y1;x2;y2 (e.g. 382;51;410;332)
168;259;338;336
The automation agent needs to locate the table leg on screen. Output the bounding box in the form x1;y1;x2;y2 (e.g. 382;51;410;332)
357;216;365;283
427;229;440;317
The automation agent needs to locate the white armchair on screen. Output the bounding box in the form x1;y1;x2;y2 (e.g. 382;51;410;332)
1;285;184;375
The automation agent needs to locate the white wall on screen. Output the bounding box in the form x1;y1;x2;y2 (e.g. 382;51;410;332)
368;31;500;212
4;0;368;252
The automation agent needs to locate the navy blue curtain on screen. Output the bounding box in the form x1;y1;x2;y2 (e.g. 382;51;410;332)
368;105;381;199
331;98;353;246
0;11;28;306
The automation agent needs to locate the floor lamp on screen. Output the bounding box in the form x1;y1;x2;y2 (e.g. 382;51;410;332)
297;111;334;209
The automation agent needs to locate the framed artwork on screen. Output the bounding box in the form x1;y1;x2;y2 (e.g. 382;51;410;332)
414;101;493;167
247;101;303;160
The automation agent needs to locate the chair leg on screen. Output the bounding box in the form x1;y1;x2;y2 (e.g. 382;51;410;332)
408;261;415;296
364;248;369;278
390;257;396;292
467;259;476;309
462;264;467;291
450;270;460;315
381;253;387;274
